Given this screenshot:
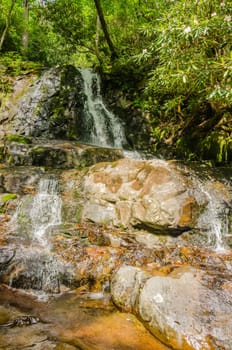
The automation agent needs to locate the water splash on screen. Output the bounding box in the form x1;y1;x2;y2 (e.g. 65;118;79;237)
122;149;143;159
9;246;73;293
30;178;62;246
79;68;126;148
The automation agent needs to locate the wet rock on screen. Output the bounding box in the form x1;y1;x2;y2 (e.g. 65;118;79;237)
0;66;84;140
111;265;149;312
0;248;15;270
0;285;170;350
0;167;44;194
82;158;200;233
1;247;73;293
2;139;124;168
111;265;232;350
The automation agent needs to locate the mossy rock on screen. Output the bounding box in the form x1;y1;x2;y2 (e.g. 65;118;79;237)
197;133;232;164
79;148;123;169
0;193;17;213
5;135;32;145
1;193;17;203
31;146;67;167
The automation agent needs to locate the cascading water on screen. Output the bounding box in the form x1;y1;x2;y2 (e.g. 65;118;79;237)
79;68;127;148
9;177;67;292
190;174;231;252
174;163;231;252
30;178;62;246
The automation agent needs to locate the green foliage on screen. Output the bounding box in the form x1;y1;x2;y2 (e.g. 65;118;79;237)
144;0;232;118
197;133;232;164
0;0;231;163
0;52;41;108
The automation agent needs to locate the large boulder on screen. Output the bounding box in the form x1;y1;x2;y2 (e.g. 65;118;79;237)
111;265;232;350
81;158;200;233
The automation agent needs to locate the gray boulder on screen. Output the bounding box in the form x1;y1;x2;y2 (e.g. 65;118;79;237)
111;265;232;350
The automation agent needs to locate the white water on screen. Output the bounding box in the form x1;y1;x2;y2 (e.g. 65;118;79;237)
79;68;127;148
197;182;229;252
30;178;62;246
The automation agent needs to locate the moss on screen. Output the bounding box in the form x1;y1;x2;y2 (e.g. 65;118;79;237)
8;155;15;165
32;146;46;153
50;106;65;120
73;189;79;199
76;208;82;223
0;193;17;213
0;145;5;162
5;134;32;144
1;193;17;202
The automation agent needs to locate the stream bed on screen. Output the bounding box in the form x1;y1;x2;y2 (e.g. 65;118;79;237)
0;284;170;350
0;67;231;350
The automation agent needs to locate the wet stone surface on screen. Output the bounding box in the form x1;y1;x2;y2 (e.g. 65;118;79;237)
0;285;170;350
0;161;231;350
0;219;232;350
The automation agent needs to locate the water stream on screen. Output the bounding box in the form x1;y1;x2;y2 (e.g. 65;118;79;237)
197;184;229;252
30;178;62;247
7;177;65;292
79;68;127;148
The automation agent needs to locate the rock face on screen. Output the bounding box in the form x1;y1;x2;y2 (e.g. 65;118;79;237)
1;138;124;168
111;265;232;350
82;158;199;233
0;66;84;140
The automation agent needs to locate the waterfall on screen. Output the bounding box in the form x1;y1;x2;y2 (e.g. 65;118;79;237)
196;182;230;252
79;68;127;148
30;178;62;246
8;177;65;291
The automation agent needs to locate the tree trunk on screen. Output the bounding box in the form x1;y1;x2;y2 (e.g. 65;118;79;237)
22;0;29;56
95;15;100;56
93;0;118;60
0;0;16;52
95;15;103;64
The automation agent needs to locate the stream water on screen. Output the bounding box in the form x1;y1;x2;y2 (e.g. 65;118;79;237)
197;183;229;252
30;178;62;247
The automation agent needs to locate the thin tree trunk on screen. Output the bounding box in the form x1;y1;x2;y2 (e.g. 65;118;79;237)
0;0;16;51
93;0;118;60
22;0;29;56
95;15;103;64
95;15;100;57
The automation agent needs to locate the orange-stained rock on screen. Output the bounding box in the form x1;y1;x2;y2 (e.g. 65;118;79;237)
82;158;198;232
179;196;199;227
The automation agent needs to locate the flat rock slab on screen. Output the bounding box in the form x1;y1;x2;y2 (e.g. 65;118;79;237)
2;139;124;168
